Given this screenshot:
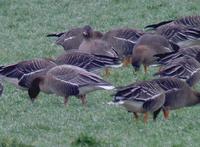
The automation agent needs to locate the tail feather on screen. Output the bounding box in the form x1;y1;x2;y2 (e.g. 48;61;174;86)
0;66;4;71
98;85;115;90
153;65;180;77
47;32;65;37
94;54;122;66
185;28;200;39
144;20;174;30
0;64;22;79
154;51;178;59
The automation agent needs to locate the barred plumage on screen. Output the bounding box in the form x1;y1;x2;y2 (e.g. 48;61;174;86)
154;56;200;86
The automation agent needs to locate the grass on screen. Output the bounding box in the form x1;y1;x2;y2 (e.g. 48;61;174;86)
0;0;200;146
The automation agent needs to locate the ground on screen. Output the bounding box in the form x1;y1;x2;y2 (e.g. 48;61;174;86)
0;0;200;146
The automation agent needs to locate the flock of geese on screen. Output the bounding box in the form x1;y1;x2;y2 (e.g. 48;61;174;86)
1;15;200;123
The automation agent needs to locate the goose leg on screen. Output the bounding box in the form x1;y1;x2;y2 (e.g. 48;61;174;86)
143;65;147;74
144;112;148;123
64;96;69;106
79;94;87;106
123;58;128;67
123;57;130;67
127;56;132;65
104;68;110;76
163;110;169;119
133;112;139;120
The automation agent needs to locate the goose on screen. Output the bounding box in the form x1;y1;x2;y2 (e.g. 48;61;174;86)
154;45;200;66
79;26;119;58
131;33;177;73
154;56;200;86
28;65;114;105
145;15;200;30
78;26;120;75
108;79;165;123
153;77;200;120
47;25;103;51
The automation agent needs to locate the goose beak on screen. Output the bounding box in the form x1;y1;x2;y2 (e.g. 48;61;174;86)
132;62;140;72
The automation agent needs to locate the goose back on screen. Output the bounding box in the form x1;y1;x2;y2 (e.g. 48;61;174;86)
0;58;56;89
44;65;114;97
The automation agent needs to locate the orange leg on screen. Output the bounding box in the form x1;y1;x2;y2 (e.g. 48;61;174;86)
133;112;139;120
127;56;132;65
123;58;129;67
144;112;148;124
163;110;169;119
104;68;110;76
64;96;69;106
79;95;87;106
143;65;148;74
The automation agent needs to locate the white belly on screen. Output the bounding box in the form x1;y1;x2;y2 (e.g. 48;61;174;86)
122;100;144;113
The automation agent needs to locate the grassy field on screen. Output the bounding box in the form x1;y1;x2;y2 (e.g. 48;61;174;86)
1;0;200;146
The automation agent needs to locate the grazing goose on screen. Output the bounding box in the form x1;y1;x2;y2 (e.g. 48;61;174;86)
55;50;122;73
145;15;200;30
131;33;176;73
109;80;165;123
154;56;200;86
154;45;200;66
47;25;103;51
79;26;120;75
0;82;3;96
28;65;114;105
153;77;200;120
79;26;119;58
0;59;56;89
79;26;144;66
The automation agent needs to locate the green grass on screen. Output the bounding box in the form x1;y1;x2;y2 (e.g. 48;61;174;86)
1;0;200;146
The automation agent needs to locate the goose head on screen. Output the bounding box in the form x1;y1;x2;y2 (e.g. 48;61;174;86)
82;25;93;39
28;77;44;102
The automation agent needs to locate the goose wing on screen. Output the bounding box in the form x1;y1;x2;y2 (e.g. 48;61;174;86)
154;57;200;80
0;59;56;88
181;46;200;62
48;65;113;88
173;15;200;28
145;16;200;30
103;28;144;57
157;24;200;45
55;50;121;72
153;77;190;93
0;59;55;80
114;80;163;102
